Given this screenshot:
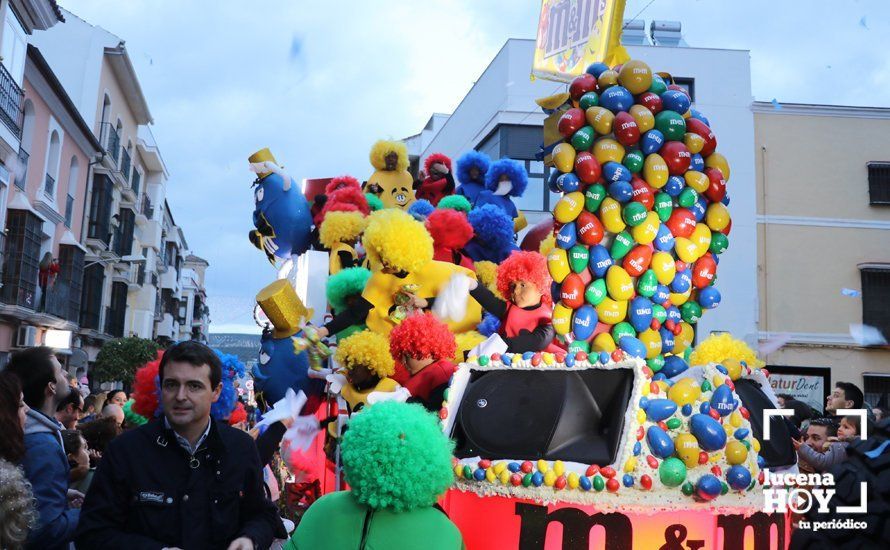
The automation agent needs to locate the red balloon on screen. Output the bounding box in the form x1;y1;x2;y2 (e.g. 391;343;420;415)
574;151;602;184
614;112;640;147
558;108;586;138
704;167;726;203
631;176;655;210
637;92;663;114
576;211;604;245
719;218;732;236
623;245;653;277
560;273;585;309
686;118;717;156
659;141;691;176
675;260;688;273
665;208;696;238
692;253;717;289
569;74;597;101
667;84;691;98
520;217;554;252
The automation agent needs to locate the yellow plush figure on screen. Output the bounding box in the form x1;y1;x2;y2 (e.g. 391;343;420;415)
366;140;415;210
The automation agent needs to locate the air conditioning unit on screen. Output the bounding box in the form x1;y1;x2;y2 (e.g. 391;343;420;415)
16;325;38;348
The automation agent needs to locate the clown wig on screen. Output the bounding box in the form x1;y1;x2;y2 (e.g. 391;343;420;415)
389;312;457;372
335;330;395;378
437;194;472;213
132;351;163;418
484;158;528;196
425;209;473;250
455;150;491;184
211;350;246;420
497;251;552;306
319;211;368;249
326;267;372;313
362;209;433;273
228;401;247;425
325;175;361;195
467;204;516;263
423;153;452;174
341;401;455;511
369;139;409;172
473;260;501;297
365;193;383;211
689;333;765;369
123;400;148;426
320;186;370;220
477;313;502;337
407;199;435;220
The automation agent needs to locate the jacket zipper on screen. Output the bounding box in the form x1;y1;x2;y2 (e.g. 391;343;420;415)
359;507;375;550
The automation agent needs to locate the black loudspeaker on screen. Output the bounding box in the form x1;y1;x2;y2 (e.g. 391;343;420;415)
450;369;634;465
734;379;796;468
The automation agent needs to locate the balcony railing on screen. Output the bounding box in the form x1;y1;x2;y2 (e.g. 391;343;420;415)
132;169;141;196
120;147;131;183
41;281;71;319
44;173;55;198
14;148;28;190
99;122;120;164
0;62;23;138
141;195;153;218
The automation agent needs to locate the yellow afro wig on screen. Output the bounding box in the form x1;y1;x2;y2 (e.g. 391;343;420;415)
319;211;368;249
473;260;501;297
539;233;557;256
369;139;409;172
362;209;433;273
689;333;765;369
454;331;486;363
335;330;395;378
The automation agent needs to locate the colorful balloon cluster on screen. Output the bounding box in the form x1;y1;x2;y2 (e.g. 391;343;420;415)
546;60;730;372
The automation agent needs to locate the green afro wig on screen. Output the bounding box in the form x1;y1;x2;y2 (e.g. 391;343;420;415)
437;194;471;213
341;401;454;511
123;399;148;426
365;193;384;211
326;267;372;313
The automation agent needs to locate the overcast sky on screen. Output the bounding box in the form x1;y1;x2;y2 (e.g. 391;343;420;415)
58;0;889;334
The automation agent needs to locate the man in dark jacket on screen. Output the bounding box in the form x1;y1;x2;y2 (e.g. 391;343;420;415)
75;341;285;549
6;346;81;549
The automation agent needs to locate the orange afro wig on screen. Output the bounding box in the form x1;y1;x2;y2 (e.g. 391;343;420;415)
389;312;457;371
425;209;473;250
423;153;452;174
325;175;361;195
497;251;552;306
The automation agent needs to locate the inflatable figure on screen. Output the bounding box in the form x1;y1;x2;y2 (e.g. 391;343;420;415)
455;150;491;204
248;148;313;264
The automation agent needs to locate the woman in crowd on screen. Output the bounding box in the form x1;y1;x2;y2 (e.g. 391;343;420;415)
0;371;38;549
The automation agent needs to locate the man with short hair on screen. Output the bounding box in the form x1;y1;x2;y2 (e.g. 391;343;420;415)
55;388;84;429
826;382;864;415
100;403;125;427
802;417;838;453
6;346;81;549
76;341;285;549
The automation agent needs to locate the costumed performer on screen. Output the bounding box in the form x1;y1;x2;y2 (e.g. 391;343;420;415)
454;150;491;204
389;312;458;410
318;211;368;275
285;401;462;550
333;330;401;414
414;153;454;206
437;194;472;213
365;140;415;210
325;267;372;342
474;157;529;233
317;175;370;224
425;208;474;269
463;204;519;264
408;199;435;221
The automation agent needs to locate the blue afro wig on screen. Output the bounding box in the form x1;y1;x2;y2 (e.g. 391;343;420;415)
212;350;246;420
465;204;518;263
456;150;491;185
477;312;501;337
407;199;435;220
484;158;528;197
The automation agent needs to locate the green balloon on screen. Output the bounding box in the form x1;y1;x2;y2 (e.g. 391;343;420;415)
593;475;605;492
612;322;636;342
585;279;608;306
666;418;682;430
584;184;607;212
710;232;729;254
569;244;589;274
622;201;648;227
571;126;595;151
659;457;687;488
623;150;645;173
522;473;533;487
678;187;698;209
568;339;590;353
681;481;694;496
463;465;473;479
654;110;686;141
649;74;667;95
701;380;712;392
637;270;658;297
579;92;599;110
721;482;729;495
610;231;634;260
680;301;702;324
683;347;692;362
654;192;673;222
647;355;665;372
651;304;667;324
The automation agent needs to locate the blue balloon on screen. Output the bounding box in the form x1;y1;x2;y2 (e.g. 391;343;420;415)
734;428;750;440
548;170;562;192
629;296;654;332
645;399;678;422
586;62;609;78
564;354;575;367
699;402;711;414
633;441;642;455
671;269;692;293
695;474;722;501
662;355;689;378
710;385;736;416
690;153;705;172
654;224;675;252
653;285;671;305
600;85;634;113
556;222;577;249
647;426;676;458
666;305;682;324
589;245;613;278
690;109;710;126
508;462;521;472
608;180;634;203
690;414;728;451
641;130;665;155
661;89;691;114
254;330;323;404
681;403;693;416
659;327;675;353
619;336;647;359
698;286;722;309
473;468;486;481
532;471;544;486
623;474;634;487
603;161;632;183
726;465;752;491
692;195;708;222
572;305;598;340
599;351;610;364
664;176;685;197
557;172;580;193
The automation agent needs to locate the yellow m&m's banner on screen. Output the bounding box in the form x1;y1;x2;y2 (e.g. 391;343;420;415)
532;0;630;82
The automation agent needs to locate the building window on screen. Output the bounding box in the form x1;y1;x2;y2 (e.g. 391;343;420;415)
860;266;890;340
867;162;890;205
1;210;41;308
80;263;104;330
114;209;136;257
864;373;890;410
87;174;113;243
105;281;127;337
58;245;84;324
672;77;695;103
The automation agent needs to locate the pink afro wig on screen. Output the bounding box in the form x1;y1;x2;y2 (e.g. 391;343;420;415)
320;186;370;221
497;251;552;305
425;208;473;250
325;175;361;195
132;351;164;418
389;312;457;371
423;153;452;174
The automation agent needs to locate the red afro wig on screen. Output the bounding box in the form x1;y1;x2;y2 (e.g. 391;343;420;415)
425;209;473;250
320;186;370;222
132;350;164;418
228;401;247;425
497;251;552;306
325;175;361;195
423;153;452;174
389;312;457;371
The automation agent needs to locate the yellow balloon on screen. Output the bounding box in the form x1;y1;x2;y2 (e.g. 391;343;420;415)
631;211;660;244
592;332;616;352
683;132;705;154
752;438;761;453
674;433;700;468
629;104;655;133
690;224;712;255
681;109;691;119
552;303;573;335
668;377;701;406
684;170;709;193
606;265;634;301
639;329;662;359
724;358;743;381
643;153;669;188
673;323;695;353
596;297;627;325
705;152;731;181
651;252;676;285
592;138;625;165
712;374;724;388
725;441;748;465
729;411;743;428
705;202;731;231
669;287;691;306
618;60;653;94
553;191;584;223
598;69;618;89
599;197;626;233
586;106;615;135
547;248;570;283
675;237;701;263
552;143;576;173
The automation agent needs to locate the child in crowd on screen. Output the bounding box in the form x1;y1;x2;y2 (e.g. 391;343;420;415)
425;208;474;269
62;429;93;493
389;312;457;410
334;331;400;414
794;416;860;472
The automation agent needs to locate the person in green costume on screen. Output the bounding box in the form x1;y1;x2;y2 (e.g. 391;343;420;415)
284;401;463;549
325;267;372;341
